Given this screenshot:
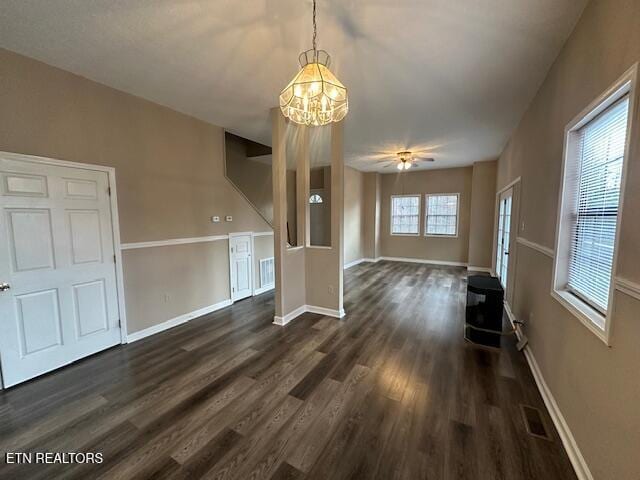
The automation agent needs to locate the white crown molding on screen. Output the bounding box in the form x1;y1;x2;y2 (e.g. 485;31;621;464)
504;302;594;480
615;276;640;301
516;236;555;258
379;256;468;267
126;298;232;342
121;235;229;250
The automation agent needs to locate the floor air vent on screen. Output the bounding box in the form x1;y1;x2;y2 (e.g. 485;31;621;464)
520;404;551;440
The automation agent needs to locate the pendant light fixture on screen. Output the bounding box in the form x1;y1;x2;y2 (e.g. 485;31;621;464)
279;0;348;126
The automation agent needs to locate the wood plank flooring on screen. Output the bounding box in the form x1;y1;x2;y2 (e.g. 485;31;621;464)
0;261;577;479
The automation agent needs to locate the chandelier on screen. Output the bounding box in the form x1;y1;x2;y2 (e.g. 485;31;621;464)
279;0;348;126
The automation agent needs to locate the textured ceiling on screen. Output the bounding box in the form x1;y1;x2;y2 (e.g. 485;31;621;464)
0;0;587;171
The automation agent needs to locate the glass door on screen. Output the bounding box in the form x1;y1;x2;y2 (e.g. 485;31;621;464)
496;188;513;288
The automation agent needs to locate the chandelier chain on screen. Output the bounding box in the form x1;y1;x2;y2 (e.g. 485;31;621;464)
312;0;317;53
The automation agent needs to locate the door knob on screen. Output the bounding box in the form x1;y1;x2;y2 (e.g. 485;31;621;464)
0;283;10;292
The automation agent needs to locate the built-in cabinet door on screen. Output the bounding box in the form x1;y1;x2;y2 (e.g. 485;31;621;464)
0;156;121;387
496;187;513;289
229;234;253;302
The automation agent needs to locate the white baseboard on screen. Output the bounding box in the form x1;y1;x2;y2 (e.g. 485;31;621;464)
127;298;233;343
254;284;275;296
344;258;365;269
379;256;468;267
504;303;593;480
344;257;383;269
306;305;346;318
273;304;306;326
467;265;493;273
273;304;345;326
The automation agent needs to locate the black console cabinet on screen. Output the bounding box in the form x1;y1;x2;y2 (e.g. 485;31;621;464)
465;275;504;348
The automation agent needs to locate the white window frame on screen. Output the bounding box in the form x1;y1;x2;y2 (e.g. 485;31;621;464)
425;193;460;238
309;193;323;204
552;64;637;345
390;194;421;236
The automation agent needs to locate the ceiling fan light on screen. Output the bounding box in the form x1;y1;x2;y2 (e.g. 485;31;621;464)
397;162;404;171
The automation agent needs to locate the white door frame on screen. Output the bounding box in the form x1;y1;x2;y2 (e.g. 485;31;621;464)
496;187;513;287
0;151;128;352
228;231;255;301
492;176;521;303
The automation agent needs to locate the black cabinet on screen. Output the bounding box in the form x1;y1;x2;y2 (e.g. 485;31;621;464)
464;275;504;348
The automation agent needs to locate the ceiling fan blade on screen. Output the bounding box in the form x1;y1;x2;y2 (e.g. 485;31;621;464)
415;157;435;162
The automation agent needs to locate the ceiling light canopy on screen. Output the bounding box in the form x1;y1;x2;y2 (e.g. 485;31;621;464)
279;0;348;126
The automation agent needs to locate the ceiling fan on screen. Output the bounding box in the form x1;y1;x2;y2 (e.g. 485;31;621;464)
376;151;435;171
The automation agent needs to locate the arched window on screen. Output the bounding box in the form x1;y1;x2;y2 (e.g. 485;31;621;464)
309;194;323;204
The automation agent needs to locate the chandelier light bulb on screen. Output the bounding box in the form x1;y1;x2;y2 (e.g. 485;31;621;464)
279;0;348;126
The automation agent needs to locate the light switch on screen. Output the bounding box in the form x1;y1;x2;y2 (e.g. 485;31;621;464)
211;216;220;223
225;215;233;222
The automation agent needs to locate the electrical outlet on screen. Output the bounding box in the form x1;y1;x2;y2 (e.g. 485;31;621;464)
163;293;170;303
328;285;335;295
211;216;220;223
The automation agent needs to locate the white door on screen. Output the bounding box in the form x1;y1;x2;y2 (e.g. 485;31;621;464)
0;156;121;387
496;188;513;288
229;234;253;302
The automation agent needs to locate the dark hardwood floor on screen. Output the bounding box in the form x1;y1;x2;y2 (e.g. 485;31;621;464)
0;261;577;480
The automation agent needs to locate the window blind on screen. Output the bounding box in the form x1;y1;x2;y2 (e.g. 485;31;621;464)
426;194;458;236
391;196;420;234
567;95;629;313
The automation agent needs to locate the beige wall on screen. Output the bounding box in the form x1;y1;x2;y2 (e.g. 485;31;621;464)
495;1;640;478
344;166;365;264
122;242;230;332
0;48;273;334
362;172;380;259
225;133;273;225
379;167;473;263
468;160;497;269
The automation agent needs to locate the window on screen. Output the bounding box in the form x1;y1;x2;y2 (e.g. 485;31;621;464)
425;194;459;236
553;72;634;343
390;195;420;235
309;193;323;204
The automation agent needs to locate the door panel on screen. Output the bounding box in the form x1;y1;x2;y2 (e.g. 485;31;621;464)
2;173;48;197
0;155;121;387
229;235;253;302
16;289;63;355
68;210;103;264
7;209;56;272
72;279;109;338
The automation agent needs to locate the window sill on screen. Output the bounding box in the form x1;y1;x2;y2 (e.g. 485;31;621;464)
425;234;458;238
550;289;610;346
390;233;420;237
